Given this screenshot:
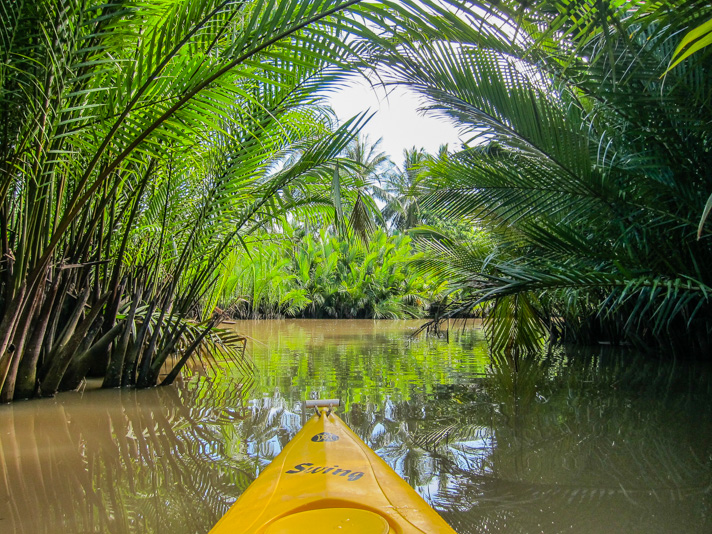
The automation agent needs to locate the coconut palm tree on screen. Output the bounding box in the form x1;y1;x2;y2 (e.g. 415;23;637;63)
335;134;395;241
376;147;432;232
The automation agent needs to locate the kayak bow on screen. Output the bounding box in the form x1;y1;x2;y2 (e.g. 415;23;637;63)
210;400;457;533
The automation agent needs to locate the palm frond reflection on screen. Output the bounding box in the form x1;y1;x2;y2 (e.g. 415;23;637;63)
0;378;253;533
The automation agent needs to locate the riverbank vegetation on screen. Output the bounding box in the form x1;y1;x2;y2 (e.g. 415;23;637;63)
202;140;492;321
380;1;712;355
210;227;446;320
2;0;711;401
0;0;441;400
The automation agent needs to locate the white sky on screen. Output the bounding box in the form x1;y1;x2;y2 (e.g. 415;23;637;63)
326;78;463;167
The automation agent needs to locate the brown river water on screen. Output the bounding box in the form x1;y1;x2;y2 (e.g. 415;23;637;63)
1;319;710;533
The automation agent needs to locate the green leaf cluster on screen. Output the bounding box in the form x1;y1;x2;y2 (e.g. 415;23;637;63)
374;0;712;354
0;0;406;401
211;226;450;319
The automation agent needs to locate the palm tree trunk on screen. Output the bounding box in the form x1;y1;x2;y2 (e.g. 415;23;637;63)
38;291;109;396
14;275;61;399
0;279;45;401
0;283;27;394
103;282;143;388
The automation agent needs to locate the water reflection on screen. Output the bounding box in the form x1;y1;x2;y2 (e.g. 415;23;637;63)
0;320;710;533
0;379;253;533
426;350;712;533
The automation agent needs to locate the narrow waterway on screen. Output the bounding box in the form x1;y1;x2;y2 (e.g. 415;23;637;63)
1;319;710;533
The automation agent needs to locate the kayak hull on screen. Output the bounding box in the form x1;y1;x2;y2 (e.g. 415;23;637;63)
210;410;457;533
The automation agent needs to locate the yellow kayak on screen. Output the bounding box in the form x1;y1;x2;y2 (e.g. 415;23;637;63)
210;400;457;533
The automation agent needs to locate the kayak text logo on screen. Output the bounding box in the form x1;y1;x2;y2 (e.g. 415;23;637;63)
285;462;364;482
311;432;339;442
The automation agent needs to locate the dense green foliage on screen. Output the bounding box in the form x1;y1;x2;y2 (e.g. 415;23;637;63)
1;0;455;401
201;138;495;322
210;227;449;319
374;0;712;355
2;0;711;405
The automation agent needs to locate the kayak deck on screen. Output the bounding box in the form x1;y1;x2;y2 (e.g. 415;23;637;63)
210;408;457;533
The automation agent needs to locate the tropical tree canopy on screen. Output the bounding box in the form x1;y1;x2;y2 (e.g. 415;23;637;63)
375;147;432;232
210;225;450;320
3;0;710;406
2;0;456;401
372;0;712;355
